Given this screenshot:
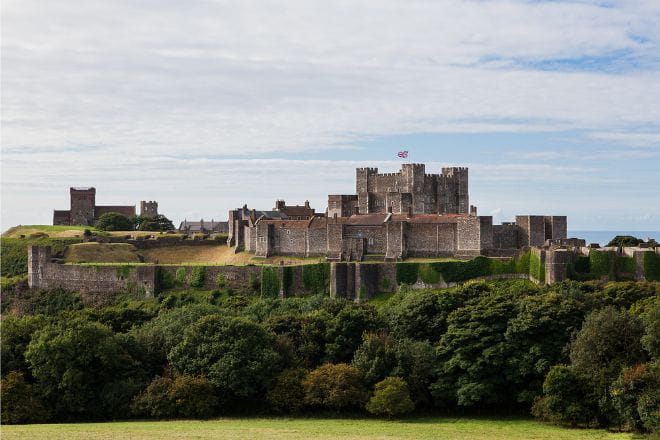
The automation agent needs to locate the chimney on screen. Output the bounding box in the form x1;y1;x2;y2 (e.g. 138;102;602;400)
470;205;478;216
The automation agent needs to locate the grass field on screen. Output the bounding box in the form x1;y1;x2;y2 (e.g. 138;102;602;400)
1;417;638;440
64;242;143;263
2;225;94;238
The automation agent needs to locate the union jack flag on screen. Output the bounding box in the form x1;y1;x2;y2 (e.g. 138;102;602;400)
397;150;408;158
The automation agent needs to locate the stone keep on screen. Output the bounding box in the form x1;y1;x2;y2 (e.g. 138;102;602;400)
346;163;469;215
140;200;159;217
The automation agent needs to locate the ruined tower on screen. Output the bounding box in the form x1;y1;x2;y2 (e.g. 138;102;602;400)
140;200;158;217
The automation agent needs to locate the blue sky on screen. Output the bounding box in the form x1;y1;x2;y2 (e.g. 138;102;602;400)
2;0;659;231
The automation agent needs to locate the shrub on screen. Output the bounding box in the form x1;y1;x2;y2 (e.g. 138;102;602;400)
168;375;218;418
0;371;50;424
190;266;207;288
303;363;369;411
366;376;415;417
95;212;134;231
1;237;82;277
267;368;308;413
215;273;227;289
418;264;441;284
131;376;176;418
610;363;660;432
30;288;83;315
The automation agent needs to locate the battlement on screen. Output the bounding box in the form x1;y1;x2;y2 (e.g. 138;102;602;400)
356;167;379;173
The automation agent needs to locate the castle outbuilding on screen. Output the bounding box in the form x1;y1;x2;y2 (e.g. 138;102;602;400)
53;187;156;226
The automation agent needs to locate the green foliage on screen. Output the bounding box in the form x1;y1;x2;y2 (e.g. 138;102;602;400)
261;267;280;297
175;267;187;285
418;263;441;284
30;288;83;315
324;304;382;363
643;252;660;281
352;332;396;385
589;251;613;279
396;263;419;285
572;256;590;274
569;307;645;381
303;363;369;410
215;273;227;289
607;236;643;247
95;212;134;231
610;363;660;433
116;265;132;279
282;266;294;295
168;315;282;402
1;237;82;277
135;214;175;231
25;317;145;419
302;263;330;294
267;368;308;413
532;365;598;427
190;266;207;288
529;251;545;283
0;315;51;376
1;371;50;424
131;375;217;419
366;376;415;417
157;268;176;290
616;256;636;275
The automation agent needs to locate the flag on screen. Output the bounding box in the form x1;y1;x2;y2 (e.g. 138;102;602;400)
397;150;408;158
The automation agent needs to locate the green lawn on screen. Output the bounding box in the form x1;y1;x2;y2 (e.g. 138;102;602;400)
1;417;637;440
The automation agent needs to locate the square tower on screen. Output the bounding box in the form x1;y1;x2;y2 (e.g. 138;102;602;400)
70;187;96;225
140;200;158;217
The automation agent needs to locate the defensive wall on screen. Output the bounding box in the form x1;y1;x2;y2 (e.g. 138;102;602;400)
29;245;659;303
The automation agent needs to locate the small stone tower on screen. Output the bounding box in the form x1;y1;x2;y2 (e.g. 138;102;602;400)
140;201;158;217
70;187;96;225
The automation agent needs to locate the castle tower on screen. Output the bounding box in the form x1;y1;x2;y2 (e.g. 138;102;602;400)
70;187;96;225
400;163;426;212
356;167;378;213
140;200;158;217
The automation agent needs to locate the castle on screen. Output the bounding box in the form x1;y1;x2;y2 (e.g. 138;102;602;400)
228;163;569;261
53;187;158;226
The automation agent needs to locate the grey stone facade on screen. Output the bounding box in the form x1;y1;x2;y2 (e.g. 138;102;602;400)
53;187;143;226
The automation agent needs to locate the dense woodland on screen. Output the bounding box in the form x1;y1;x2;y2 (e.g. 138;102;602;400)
1;278;658;433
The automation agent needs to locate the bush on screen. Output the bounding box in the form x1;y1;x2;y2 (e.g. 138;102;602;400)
131;376;176;418
169;375;218;418
175;267;187;286
1;237;82;277
610;363;660;432
267;368;308;413
30;288;83;315
366;376;415;417
0;371;50;424
95;212;134;231
303;363;369;411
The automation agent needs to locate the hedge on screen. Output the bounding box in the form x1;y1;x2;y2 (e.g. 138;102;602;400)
302;263;330;294
396;263;419;285
261;267;280;297
190;266;207;288
0;237;82;277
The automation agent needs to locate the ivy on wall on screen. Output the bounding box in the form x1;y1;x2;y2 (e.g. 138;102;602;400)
589;250;613;279
261;267;280;297
190;266;207;288
115;265;132;279
529;252;545;284
643;252;660;281
282;266;294;295
175;267;187;286
395;263;419;285
302;263;330;294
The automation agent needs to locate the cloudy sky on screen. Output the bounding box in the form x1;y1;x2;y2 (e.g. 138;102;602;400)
2;0;659;231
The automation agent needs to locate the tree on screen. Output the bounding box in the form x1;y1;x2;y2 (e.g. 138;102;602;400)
610;363;660;433
433;291;519;407
25;317;145;419
169;375;218;418
532;365;598;427
505;292;590;403
0;372;50;424
131;376;176;418
135;214;174;231
0;315;50;377
267;368;308;413
366;377;415;417
168;315;282;402
391;339;437;406
351;331;396;385
94;212;134;231
607;236;643;247
303;363;369;410
324;304;382;363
